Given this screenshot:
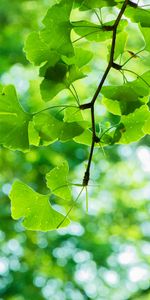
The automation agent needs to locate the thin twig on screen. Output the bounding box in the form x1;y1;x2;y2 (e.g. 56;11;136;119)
82;105;96;186
91;0;129;106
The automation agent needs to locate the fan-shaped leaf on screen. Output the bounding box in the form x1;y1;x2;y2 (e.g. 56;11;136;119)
0;85;32;151
9;181;69;231
46;161;71;201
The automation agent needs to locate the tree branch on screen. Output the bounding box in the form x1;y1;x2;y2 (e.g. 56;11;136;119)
82;105;96;186
81;0;129;186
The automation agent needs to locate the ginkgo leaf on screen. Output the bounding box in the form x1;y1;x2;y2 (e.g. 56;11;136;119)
40;62;85;101
62;47;93;68
24;0;74;68
24;32;61;68
60;121;88;141
42;62;68;82
113;31;128;60
119;105;150;144
102;98;121;115
140;26;150;52
125;7;150;27
46;161;72;201
24;31;53;66
40;0;74;58
9;180;70;231
33;112;62;143
102;71;150;115
143;115;150;135
40;79;65;103
79;0;116;10
74;0;84;8
0;85;32;151
74;129;101;147
33;112;87;144
72;21;112;42
72;20;127;43
74;129;93;146
28;121;40;146
63;107;83;122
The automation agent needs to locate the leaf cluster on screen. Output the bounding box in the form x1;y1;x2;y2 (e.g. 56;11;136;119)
0;0;149;230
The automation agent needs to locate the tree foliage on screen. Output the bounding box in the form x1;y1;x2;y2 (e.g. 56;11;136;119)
0;0;150;231
1;1;150;299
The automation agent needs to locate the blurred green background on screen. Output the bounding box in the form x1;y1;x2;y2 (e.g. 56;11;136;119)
0;1;150;299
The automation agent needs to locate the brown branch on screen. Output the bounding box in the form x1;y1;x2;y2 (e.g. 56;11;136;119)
82;105;96;186
81;0;129;186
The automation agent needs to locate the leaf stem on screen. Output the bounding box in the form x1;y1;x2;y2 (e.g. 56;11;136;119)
72;24;101;29
122;68;150;87
93;9;103;25
71;83;81;105
121;49;145;67
68;86;80;106
72;29;102;43
57;187;84;228
33;105;78;116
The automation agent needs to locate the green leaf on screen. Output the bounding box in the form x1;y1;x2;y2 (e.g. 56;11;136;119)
119;105;150;144
64;65;86;87
74;0;84;8
112;123;126;144
33;112;63;143
28;121;40;147
74;129;92;146
9;180;69;231
62;47;93;68
72;21;112;42
72;20;127;43
40;62;85;101
125;7;150;27
24;0;74;68
102;98;121;115
63;107;83;122
24;32;52;66
113;31;128;60
43;62;68;82
0;85;32;151
40;79;64;103
143;116;150;135
79;0;116;10
140;26;150;52
60;121;88;141
102;72;150;115
40;0;74;58
33;112;87;144
46;161;72;201
101;133;113;145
